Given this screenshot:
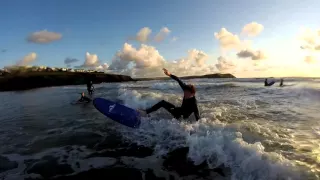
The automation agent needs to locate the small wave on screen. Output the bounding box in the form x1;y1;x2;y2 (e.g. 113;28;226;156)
285;87;320;103
117;118;304;180
150;82;239;91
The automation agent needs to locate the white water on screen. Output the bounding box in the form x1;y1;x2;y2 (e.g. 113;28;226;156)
0;78;319;179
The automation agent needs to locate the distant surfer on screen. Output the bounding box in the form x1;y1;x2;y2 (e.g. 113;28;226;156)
78;92;91;103
264;78;275;86
264;78;268;86
87;80;94;95
280;79;284;87
139;68;200;121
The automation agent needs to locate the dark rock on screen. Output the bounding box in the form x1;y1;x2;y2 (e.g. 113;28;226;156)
88;143;153;158
51;167;142;180
163;147;226;178
64;146;73;153
212;164;229;177
145;169;165;180
0;155;18;173
24;159;38;167
169;175;175;180
26;156;74;178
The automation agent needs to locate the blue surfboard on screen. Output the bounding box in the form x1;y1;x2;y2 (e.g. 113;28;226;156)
93;97;141;128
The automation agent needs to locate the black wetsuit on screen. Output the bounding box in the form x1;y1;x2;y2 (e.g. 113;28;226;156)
87;81;93;94
79;96;91;102
146;74;200;120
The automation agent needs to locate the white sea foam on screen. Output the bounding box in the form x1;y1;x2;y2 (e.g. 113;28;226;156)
115;87;305;180
1;78;319;179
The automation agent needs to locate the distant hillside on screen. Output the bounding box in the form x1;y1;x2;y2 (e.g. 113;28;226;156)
134;73;236;81
0;71;134;91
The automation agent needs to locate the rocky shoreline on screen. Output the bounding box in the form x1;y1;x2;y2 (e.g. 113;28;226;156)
0;72;135;92
0;72;236;92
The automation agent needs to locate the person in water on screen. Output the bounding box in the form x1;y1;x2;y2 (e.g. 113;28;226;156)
264;78;275;86
140;68;200;121
264;78;268;86
280;79;284;87
78;92;91;103
86;80;94;95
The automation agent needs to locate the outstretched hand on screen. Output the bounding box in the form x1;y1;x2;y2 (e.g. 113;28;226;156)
162;68;171;76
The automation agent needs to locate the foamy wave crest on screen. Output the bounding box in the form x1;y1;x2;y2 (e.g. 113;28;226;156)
119;116;302;180
117;88;163;109
186;119;301;180
118;83;149;89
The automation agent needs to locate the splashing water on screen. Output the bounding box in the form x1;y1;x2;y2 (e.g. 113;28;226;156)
0;78;319;179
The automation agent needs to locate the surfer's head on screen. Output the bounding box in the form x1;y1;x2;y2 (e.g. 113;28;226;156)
187;84;196;94
81;92;85;96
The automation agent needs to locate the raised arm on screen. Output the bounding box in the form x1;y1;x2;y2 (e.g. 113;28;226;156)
163;68;192;91
170;74;191;91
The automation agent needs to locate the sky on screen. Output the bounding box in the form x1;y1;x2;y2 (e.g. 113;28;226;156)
0;0;320;78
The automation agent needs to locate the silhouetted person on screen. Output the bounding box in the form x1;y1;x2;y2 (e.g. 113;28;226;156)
264;78;275;86
86;80;94;95
280;79;284;87
264;79;268;86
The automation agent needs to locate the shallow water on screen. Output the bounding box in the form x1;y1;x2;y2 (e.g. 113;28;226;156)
0;78;319;179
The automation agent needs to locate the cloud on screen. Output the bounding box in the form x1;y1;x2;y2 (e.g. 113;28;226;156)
75;52;100;69
109;43;215;77
214;28;242;50
130;27;172;43
154;27;171;42
237;49;267;60
186;49;208;66
299;27;320;51
109;43;165;70
16;52;37;66
304;56;317;64
27;30;62;44
135;27;152;43
64;58;79;65
215;56;236;72
84;52;99;67
96;63;109;70
242;22;264;37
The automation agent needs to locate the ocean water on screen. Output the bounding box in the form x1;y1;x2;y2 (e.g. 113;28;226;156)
0;78;319;180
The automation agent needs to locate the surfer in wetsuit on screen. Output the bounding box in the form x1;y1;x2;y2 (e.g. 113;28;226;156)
264;78;275;86
86;80;94;95
280;79;284;87
78;92;91;103
140;68;200;121
264;78;268;86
